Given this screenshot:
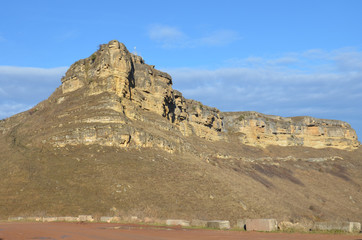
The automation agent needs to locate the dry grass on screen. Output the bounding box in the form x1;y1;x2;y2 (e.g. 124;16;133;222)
0;87;361;224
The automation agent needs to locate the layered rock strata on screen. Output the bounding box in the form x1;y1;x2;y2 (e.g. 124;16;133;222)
223;112;359;149
0;40;359;151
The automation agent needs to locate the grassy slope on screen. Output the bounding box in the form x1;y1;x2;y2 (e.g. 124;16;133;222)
0;86;361;224
1;134;361;224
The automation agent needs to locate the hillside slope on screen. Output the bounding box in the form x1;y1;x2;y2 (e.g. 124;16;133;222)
0;40;361;224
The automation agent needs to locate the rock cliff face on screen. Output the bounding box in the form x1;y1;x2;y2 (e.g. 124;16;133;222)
223;112;359;149
54;40;224;150
0;40;359;151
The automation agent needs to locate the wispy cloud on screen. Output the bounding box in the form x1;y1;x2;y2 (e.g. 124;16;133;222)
0;66;67;80
166;48;362;137
54;30;80;42
148;24;240;48
148;25;186;43
0;66;67;119
0;102;33;119
198;30;241;46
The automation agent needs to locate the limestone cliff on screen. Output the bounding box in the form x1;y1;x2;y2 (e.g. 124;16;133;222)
48;40;224;151
0;40;359;151
223;112;359;149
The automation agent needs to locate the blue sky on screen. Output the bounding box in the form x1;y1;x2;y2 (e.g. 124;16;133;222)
1;0;362;139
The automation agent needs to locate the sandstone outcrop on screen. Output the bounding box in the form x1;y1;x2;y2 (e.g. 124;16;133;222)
223;112;359;149
0;40;359;151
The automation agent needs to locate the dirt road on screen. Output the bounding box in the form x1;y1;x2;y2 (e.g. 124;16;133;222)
0;222;360;240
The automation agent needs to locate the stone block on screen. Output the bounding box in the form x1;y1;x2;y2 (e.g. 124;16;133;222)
236;219;246;230
313;222;361;233
100;216;113;223
144;217;153;223
78;215;94;222
278;221;308;232
43;217;58;222
207;220;231;230
112;217;122;222
57;216;79;222
26;217;42;222
8;217;24;221
191;219;208;227
244;219;278;231
67;216;80;222
350;222;361;233
166;219;190;227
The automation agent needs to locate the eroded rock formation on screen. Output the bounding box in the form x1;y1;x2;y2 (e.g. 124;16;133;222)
223;112;359;149
1;40;362;223
0;40;359;151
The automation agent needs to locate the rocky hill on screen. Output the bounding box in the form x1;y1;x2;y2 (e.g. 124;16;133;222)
0;40;361;225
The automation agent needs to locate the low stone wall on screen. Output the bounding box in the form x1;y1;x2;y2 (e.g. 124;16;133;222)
5;215;361;233
78;215;94;222
166;219;190;227
191;219;208;227
237;219;278;232
100;216;114;223
56;216;80;222
7;215;94;223
42;217;58;222
278;221;310;232
206;220;230;230
312;221;361;233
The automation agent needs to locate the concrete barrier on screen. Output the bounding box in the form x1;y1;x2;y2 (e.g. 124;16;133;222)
8;217;24;221
243;219;278;231
351;222;361;233
42;217;58;222
78;215;94;222
57;216;79;222
236;219;246;230
26;217;42;222
166;219;190;227
207;220;230;230
313;222;361;233
191;219;208;227
100;216;114;223
278;221;308;232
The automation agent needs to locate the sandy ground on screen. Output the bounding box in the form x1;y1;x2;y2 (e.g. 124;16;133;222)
0;222;361;240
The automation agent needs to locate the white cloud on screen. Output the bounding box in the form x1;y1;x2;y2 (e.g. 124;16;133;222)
0;102;32;120
148;25;187;48
148;24;240;48
0;87;6;96
166;48;362;137
0;66;67;79
148;25;185;42
267;57;299;65
54;30;79;42
0;66;67;119
198;30;241;46
332;50;362;72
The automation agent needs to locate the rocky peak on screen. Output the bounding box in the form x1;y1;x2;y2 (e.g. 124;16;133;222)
59;40;222;130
